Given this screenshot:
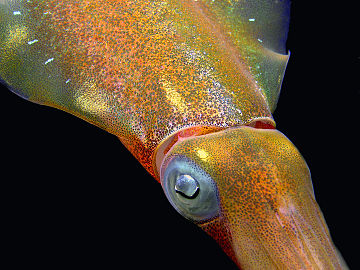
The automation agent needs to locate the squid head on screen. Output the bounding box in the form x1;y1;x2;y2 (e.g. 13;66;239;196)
159;126;348;269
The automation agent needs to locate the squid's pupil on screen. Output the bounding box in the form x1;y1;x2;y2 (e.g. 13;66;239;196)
174;175;199;199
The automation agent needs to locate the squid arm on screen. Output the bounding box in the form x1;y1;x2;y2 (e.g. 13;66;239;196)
0;0;352;269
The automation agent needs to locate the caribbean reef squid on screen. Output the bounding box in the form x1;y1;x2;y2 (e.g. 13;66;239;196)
0;0;349;269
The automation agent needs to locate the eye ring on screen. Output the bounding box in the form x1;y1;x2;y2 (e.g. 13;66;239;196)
160;155;220;223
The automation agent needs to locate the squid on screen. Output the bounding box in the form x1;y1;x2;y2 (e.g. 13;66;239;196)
0;0;351;269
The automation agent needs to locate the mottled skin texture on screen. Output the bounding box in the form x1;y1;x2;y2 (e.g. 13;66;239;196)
161;127;346;268
0;0;288;177
0;0;349;269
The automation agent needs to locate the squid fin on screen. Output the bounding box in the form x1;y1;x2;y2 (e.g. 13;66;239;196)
202;0;291;112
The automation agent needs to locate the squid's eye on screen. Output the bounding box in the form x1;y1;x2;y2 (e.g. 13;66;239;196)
160;156;220;222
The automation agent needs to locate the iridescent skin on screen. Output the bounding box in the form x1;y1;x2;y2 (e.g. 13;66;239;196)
0;0;348;269
0;0;288;177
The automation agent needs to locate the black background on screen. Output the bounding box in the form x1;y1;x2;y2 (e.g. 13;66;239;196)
1;1;358;269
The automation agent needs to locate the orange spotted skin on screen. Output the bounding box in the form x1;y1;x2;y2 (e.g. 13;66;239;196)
162;127;346;269
0;0;286;177
0;1;347;269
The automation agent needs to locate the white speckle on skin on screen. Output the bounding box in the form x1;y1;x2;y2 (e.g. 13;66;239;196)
44;58;54;65
27;39;39;45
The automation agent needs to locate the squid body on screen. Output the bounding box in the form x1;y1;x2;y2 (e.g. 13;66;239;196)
0;0;350;269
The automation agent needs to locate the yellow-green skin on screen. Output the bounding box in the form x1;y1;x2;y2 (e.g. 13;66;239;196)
0;0;347;269
0;0;288;176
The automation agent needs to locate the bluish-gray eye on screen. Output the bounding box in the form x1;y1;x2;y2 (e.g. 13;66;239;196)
160;155;220;222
